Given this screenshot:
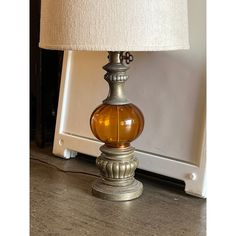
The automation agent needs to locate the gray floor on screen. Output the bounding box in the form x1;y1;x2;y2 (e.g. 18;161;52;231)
30;145;206;236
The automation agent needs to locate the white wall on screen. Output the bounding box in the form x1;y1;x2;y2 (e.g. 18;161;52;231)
63;0;206;166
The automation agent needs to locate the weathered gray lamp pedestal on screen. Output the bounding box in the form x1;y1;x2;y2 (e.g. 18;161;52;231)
90;51;144;201
92;144;143;201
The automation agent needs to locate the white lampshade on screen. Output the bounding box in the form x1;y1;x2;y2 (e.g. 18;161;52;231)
39;0;189;51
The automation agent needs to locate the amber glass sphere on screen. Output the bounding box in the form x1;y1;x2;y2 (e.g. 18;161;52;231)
90;103;144;148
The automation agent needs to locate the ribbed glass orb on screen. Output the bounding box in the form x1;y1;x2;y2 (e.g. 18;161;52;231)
90;103;144;148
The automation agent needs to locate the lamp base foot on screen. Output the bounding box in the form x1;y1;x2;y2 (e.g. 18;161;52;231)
92;179;143;201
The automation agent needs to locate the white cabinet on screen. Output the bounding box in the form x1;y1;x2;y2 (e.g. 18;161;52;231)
53;0;206;198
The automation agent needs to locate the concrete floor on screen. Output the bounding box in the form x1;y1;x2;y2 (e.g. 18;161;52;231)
30;145;206;236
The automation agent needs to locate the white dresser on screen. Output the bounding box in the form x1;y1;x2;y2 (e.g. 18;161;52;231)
53;0;206;198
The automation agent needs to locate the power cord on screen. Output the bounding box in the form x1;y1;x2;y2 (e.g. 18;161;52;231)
30;156;100;178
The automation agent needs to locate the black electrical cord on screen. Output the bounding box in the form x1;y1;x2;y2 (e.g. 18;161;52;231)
30;157;100;178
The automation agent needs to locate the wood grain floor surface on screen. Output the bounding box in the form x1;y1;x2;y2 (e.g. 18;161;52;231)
30;146;206;236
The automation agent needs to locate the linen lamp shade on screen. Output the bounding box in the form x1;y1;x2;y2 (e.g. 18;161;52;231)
39;0;189;51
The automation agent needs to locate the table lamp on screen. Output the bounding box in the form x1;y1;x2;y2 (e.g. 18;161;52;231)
39;0;189;201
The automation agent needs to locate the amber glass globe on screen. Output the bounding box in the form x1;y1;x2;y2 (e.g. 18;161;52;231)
90;103;144;148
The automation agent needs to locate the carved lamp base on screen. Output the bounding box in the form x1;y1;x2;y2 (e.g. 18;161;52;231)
92;145;143;201
90;52;144;201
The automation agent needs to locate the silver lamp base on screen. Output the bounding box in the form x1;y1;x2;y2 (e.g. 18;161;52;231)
92;179;143;201
90;52;144;201
92;145;143;201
